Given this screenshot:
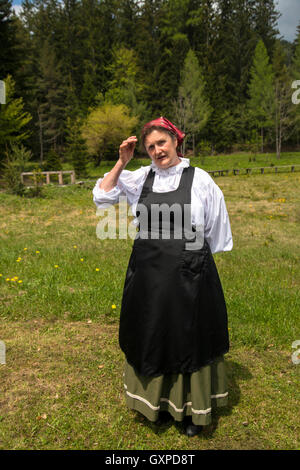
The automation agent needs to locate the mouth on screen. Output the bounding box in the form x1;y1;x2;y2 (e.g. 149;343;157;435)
157;155;167;160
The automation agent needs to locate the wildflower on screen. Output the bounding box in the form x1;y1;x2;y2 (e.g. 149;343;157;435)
18;280;23;283
16;258;21;262
0;274;2;277
95;268;100;271
36;250;40;254
111;304;116;309
73;245;77;249
54;265;59;268
6;278;10;281
80;258;84;262
24;247;27;251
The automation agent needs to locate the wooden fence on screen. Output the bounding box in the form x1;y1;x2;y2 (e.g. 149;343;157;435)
208;164;300;177
20;170;76;186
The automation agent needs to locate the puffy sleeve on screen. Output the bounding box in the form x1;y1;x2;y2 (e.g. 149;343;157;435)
92;167;148;209
92;175;124;208
203;177;233;254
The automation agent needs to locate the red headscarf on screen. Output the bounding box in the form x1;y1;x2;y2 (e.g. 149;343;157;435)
142;116;185;157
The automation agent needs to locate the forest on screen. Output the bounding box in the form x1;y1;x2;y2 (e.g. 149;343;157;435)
1;0;300;178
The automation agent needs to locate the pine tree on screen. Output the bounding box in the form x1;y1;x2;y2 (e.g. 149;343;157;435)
272;40;293;158
114;0;139;48
0;0;20;79
44;148;62;171
0;74;32;166
36;39;67;158
104;46;150;134
290;24;300;146
80;61;98;116
65;116;88;178
173;49;211;155
247;39;275;152
253;0;280;57
134;0;165;115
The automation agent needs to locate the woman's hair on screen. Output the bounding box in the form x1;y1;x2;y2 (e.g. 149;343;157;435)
141;125;177;152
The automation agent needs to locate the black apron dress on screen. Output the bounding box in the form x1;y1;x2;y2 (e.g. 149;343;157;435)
119;165;229;379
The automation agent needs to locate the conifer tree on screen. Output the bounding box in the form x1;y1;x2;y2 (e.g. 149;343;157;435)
65;116;88;178
0;74;32;166
247;39;275;152
253;0;280;57
0;0;20;78
36;39;67;157
174;49;211;155
272;40;293;158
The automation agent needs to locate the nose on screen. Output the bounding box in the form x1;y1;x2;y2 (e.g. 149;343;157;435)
154;144;162;156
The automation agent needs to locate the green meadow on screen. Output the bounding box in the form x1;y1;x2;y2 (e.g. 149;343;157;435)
0;152;299;450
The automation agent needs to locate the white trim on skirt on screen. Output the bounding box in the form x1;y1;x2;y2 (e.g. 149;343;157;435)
124;383;228;415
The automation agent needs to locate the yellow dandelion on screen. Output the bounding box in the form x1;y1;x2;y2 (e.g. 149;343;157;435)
80;258;84;262
24;247;28;251
73;245;77;249
18;280;23;283
95;268;100;271
0;274;2;277
13;276;18;280
54;265;59;268
6;278;10;281
111;304;116;309
16;258;21;262
11;278;16;282
36;250;40;254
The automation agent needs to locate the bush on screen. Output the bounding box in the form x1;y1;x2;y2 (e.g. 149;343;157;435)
1;143;32;195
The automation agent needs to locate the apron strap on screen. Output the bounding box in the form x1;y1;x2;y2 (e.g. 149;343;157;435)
140;165;195;198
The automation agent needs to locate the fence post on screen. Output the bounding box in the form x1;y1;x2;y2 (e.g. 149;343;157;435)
58;171;63;185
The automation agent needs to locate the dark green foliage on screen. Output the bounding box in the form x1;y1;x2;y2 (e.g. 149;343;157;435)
44;148;62;171
1;0;297;160
65;117;88;178
0;0;21;79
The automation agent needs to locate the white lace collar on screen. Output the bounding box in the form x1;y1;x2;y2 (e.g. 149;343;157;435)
150;157;190;176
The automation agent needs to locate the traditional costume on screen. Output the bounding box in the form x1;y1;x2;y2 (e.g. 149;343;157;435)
92;118;233;427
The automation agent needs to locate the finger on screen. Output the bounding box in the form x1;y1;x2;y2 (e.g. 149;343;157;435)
124;136;138;144
120;139;137;149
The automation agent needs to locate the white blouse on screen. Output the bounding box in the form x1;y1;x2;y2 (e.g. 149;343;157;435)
92;157;233;254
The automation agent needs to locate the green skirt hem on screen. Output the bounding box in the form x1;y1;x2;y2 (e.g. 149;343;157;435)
123;356;228;426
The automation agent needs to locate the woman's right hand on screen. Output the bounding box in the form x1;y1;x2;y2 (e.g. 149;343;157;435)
119;136;138;166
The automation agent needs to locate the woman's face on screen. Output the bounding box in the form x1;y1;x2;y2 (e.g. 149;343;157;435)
144;130;180;169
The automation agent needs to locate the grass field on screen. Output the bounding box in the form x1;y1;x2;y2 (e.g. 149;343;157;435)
0;152;299;450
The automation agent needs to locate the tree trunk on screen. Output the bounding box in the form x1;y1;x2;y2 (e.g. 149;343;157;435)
38;106;44;166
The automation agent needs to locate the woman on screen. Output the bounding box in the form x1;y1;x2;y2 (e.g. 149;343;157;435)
93;117;233;437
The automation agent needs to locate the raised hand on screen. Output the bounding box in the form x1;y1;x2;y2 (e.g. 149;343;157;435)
119;136;138;166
